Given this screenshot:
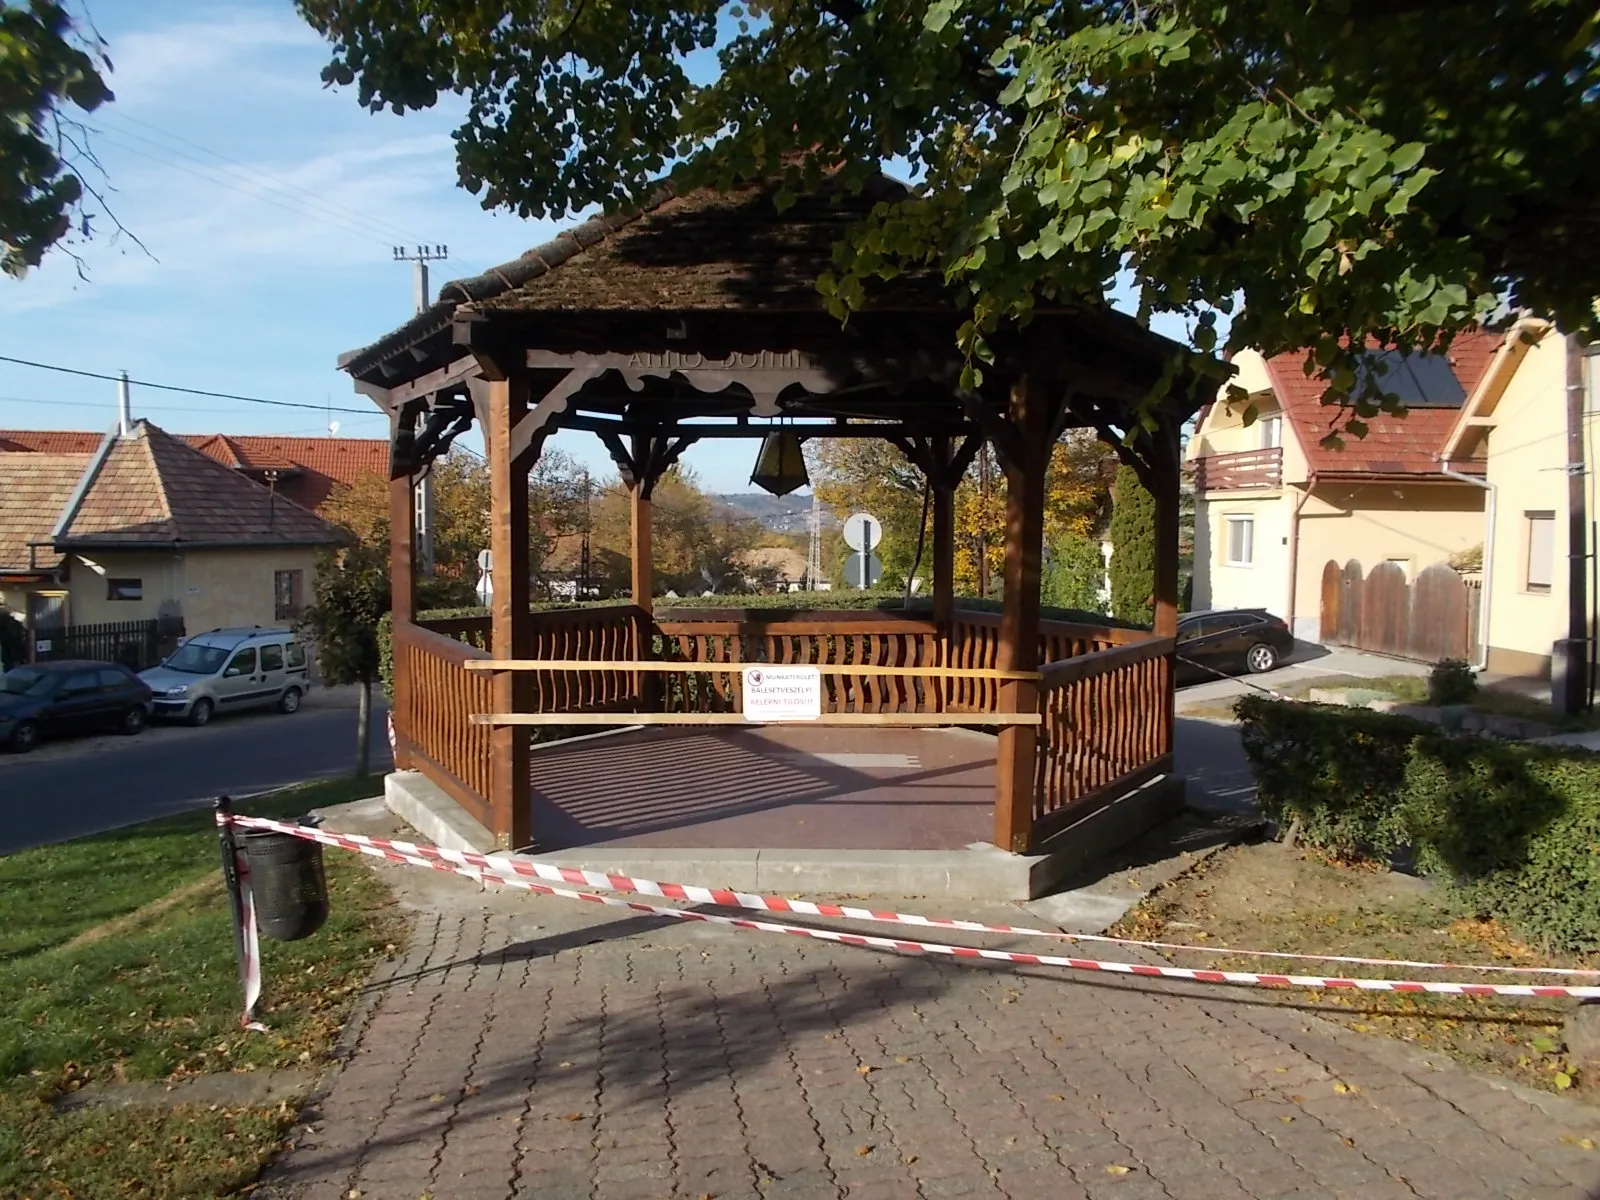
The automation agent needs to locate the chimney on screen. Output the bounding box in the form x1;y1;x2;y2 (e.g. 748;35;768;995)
117;371;131;436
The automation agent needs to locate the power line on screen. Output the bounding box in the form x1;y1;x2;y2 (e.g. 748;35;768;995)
88;128;398;250
0;354;379;415
0;393;391;422
97;112;431;247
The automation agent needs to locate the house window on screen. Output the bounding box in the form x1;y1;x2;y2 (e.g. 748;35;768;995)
1526;512;1555;593
1258;415;1283;449
274;569;305;621
106;578;142;601
1224;516;1254;566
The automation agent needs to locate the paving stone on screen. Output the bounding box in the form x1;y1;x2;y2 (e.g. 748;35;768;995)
250;864;1600;1200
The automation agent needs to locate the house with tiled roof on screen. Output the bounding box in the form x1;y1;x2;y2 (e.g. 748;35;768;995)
1187;325;1596;680
0;421;342;635
0;429;389;517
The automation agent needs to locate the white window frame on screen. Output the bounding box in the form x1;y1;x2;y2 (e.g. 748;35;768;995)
1526;511;1555;594
1258;414;1283;450
1224;515;1255;567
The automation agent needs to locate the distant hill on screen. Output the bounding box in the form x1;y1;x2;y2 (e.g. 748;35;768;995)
716;492;834;536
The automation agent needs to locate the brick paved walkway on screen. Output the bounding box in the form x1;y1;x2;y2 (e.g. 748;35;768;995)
260;858;1600;1200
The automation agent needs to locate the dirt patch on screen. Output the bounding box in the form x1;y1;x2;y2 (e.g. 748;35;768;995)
62;875;220;951
53;1069;317;1113
1113;842;1596;1099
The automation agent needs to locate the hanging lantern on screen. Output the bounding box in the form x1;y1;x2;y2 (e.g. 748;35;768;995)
749;430;810;496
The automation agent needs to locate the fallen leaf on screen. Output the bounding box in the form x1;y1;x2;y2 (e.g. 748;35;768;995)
561;1113;585;1122
855;1145;874;1157
1049;1094;1065;1102
428;1093;444;1103
1005;1136;1016;1147
1106;1164;1132;1176
1554;1072;1574;1090
559;1061;573;1069
1531;1035;1560;1054
902;1155;918;1165
894;1056;911;1065
857;1065;875;1077
1279;1116;1295;1124
1332;1082;1356;1095
1342;1137;1356;1147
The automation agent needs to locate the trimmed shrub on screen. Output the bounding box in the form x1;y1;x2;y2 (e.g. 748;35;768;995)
1108;464;1155;626
1234;693;1425;859
1235;693;1600;952
1403;735;1600;952
1427;657;1478;706
0;610;23;670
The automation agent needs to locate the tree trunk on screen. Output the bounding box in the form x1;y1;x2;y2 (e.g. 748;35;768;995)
356;678;372;778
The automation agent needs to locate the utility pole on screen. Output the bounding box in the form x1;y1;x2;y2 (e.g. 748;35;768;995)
1557;333;1591;713
395;246;448;580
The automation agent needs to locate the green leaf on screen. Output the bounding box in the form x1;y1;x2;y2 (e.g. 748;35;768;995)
923;0;958;33
1531;1035;1560;1054
1555;1071;1574;1090
1300;219;1333;258
1390;142;1426;174
1168;183;1196;223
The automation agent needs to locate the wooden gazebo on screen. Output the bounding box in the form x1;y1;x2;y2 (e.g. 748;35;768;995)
341;173;1209;859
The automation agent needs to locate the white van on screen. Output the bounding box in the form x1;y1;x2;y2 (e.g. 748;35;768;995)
140;626;311;726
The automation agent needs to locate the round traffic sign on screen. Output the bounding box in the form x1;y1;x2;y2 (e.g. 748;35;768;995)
843;512;883;552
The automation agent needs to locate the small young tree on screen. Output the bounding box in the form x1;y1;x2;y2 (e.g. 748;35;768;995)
300;545;390;777
1041;531;1107;616
1108;465;1156;627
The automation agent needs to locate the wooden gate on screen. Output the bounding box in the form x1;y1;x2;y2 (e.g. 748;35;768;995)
1318;559;1473;662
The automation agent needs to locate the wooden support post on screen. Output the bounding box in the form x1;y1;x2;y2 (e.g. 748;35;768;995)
388;463;415;769
931;435;956;631
1151;420;1181;757
994;376;1049;854
630;476;653;614
488;374;533;850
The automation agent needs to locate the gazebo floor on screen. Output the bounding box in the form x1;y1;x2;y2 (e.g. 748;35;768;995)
529;724;996;852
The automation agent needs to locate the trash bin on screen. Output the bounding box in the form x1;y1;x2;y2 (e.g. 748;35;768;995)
241;828;328;941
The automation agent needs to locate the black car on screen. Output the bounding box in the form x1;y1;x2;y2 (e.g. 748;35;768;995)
0;660;154;753
1175;609;1295;683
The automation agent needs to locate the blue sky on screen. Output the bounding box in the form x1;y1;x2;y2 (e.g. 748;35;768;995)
2;1;1195;493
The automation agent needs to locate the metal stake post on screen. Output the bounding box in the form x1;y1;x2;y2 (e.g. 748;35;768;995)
214;796;249;1003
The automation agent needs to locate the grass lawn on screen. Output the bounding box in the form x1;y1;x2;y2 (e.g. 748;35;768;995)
1113;842;1596;1099
0;777;407;1200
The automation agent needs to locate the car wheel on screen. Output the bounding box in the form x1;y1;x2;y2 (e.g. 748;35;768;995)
187;698;215;728
1245;642;1279;674
120;705;147;735
278;687;303;715
8;720;40;753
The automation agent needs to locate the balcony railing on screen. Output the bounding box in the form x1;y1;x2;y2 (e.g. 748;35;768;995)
1193;446;1283;491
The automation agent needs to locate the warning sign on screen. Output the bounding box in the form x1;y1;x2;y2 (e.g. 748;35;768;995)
742;665;822;722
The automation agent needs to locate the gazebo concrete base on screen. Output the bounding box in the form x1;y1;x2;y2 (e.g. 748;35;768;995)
384;726;1186;900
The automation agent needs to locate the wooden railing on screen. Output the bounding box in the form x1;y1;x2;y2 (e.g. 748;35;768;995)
522;605;642;712
392;620;495;831
946;610;1146;713
1192;446;1283;492
1032;635;1175;843
652;608;942;714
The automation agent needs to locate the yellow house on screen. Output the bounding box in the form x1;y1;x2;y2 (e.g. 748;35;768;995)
1439;319;1600;681
1190;324;1600;682
1187;333;1498;651
0;421;341;643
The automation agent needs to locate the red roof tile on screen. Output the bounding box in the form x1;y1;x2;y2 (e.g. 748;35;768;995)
1263;330;1503;476
0;453;90;572
57;423;342;549
2;428;389;515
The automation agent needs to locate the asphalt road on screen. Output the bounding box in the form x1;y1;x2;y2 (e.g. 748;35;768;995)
0;688;392;855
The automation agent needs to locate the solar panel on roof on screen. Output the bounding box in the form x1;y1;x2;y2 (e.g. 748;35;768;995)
1352;350;1467;408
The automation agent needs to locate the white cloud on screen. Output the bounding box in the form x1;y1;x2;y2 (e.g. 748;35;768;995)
106;10;323;112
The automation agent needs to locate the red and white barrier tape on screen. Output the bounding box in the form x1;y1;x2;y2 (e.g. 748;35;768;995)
233;849;266;1031
218;813;1600;1001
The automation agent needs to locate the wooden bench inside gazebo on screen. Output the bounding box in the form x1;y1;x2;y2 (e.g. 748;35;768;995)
340;172;1209;889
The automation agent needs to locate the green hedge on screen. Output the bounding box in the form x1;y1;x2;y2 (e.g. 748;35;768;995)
1236;693;1600;952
